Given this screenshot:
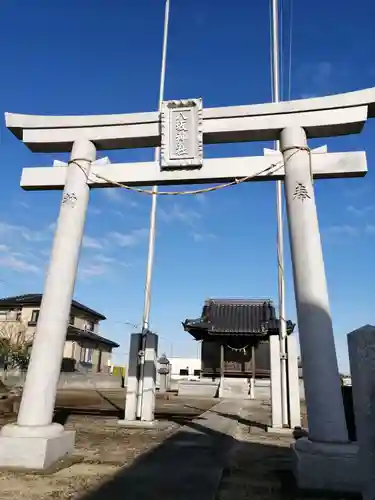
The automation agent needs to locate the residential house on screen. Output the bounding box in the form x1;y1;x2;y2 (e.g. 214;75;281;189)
0;294;119;373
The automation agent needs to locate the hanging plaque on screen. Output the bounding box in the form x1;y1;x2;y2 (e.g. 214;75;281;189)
160;98;203;169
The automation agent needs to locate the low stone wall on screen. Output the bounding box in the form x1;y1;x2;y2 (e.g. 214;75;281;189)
2;371;123;390
57;372;123;390
177;377;305;400
178;380;219;398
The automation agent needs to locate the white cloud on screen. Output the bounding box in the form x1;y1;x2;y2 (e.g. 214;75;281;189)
79;263;107;278
112;210;125;217
40;248;51;257
344;184;371;199
0;220;53;243
109;228;148;247
347;205;375;217
104;189;123;203
324;225;359;237
0;253;40;274
195;194;207;206
18;201;30;209
88;206;102;215
82;235;104;250
0;220;55;274
192;232;216;242
103;189;138;207
93;254;115;264
296;61;333;98
159;203;201;227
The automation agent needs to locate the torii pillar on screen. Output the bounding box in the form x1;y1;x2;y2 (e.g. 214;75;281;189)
0;139;96;469
281;127;358;492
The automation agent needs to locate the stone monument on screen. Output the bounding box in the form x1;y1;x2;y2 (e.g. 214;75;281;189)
347;324;375;498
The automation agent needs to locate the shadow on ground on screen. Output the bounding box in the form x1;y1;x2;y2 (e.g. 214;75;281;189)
53;390;208;426
53;406;205;426
184;403;268;431
71;406;358;500
77;417;360;500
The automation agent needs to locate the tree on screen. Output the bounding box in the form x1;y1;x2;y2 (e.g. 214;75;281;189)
0;320;32;373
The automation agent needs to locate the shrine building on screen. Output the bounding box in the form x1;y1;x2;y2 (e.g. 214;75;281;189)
182;298;295;379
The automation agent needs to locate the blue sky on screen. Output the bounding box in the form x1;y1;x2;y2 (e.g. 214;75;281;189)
0;0;374;372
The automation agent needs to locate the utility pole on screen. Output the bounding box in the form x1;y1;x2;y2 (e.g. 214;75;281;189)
136;0;171;419
271;0;289;426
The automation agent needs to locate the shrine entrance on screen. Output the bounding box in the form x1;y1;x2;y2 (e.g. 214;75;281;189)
0;88;372;480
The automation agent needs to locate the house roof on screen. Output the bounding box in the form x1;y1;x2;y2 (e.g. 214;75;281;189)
67;326;119;348
183;298;295;339
0;294;106;321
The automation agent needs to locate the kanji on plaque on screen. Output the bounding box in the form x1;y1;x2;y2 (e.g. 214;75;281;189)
175;112;188;132
160;98;203;169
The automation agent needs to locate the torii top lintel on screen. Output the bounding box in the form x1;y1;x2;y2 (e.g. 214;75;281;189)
5;87;375;153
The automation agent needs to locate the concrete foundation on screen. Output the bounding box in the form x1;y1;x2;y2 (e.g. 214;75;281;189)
123;333;141;422
140;333;158;422
0;423;75;470
287;335;301;429
293;437;360;493
270;334;282;429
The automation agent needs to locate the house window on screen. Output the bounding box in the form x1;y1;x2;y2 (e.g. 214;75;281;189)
80;347;93;363
179;368;189;376
69;314;74;326
30;310;39;323
6;309;21;321
85;320;94;332
86;348;93;363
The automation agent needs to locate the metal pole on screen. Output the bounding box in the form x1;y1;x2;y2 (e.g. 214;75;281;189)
142;0;170;331
219;343;225;398
136;0;171;419
271;0;289;426
250;344;256;399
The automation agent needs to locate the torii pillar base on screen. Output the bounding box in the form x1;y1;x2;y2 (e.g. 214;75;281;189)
0;423;75;470
293;438;359;493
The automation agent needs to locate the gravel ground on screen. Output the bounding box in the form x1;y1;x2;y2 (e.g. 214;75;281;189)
216;401;355;500
0;390;216;500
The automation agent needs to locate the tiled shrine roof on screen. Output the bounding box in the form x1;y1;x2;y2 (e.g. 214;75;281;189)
182;298;295;340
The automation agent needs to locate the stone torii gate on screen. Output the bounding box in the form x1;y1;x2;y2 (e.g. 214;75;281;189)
0;88;373;492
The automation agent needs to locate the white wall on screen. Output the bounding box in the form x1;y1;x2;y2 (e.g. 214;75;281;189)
167;357;201;380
